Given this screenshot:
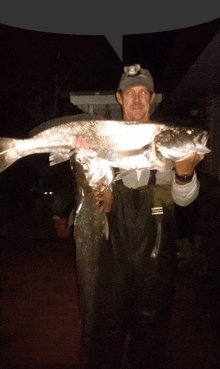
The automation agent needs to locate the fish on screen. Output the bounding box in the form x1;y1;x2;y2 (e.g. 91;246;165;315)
0;115;210;190
71;157;109;346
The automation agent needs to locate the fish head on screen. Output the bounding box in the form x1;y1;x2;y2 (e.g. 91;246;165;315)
154;127;211;161
75;151;114;192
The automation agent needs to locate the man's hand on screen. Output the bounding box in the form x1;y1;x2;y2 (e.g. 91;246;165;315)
173;153;204;184
94;188;113;213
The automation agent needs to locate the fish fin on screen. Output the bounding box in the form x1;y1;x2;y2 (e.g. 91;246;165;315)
114;169;138;182
136;169;143;181
49;153;70;166
0;137;20;172
119;144;150;157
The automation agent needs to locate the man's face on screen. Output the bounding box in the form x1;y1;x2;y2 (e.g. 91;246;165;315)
116;85;155;122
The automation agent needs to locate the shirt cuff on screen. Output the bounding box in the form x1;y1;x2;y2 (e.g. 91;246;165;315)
172;172;200;206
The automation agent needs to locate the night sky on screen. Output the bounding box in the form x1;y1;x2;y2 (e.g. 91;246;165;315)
1;18;219;137
0;19;219;215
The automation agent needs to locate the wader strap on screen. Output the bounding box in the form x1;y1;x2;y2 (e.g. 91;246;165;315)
148;170;157;184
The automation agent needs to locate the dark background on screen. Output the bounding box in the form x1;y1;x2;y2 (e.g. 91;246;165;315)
1;21;220;369
1;18;219;137
0;18;219;219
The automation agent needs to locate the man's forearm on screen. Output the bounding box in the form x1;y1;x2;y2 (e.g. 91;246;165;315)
171;172;200;207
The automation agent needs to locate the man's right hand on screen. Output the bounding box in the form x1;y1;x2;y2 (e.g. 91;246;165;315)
94;189;113;213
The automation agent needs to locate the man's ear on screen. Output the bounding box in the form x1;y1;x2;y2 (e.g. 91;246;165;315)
150;92;156;104
116;91;123;105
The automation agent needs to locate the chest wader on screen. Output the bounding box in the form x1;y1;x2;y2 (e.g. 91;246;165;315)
86;183;177;369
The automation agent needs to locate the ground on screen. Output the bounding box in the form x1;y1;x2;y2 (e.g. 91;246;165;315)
1;175;220;369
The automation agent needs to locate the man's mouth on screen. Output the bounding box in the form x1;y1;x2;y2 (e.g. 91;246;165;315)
131;105;143;110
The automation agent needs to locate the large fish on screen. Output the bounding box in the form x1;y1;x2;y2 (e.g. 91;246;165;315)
72;158;109;345
0;115;210;190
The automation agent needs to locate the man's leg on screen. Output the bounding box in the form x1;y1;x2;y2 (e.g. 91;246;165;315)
85;239;129;369
127;275;175;369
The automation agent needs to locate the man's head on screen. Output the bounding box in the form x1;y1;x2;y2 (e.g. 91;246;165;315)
116;64;155;122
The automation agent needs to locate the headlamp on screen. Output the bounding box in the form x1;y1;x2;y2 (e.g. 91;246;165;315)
124;64;141;77
118;64;154;92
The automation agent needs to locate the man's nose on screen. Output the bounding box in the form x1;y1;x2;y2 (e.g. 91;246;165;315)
133;93;141;103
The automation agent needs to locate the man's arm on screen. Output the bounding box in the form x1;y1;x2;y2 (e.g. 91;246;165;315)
172;153;204;207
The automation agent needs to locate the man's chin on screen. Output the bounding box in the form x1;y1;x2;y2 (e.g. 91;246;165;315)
129;112;145;121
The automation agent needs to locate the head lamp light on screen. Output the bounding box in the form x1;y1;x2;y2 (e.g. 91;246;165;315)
124;64;141;77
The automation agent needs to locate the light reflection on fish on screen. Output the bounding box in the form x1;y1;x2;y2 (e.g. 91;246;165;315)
0;116;210;191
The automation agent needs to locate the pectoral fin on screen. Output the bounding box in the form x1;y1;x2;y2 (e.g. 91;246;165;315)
49;153;70;165
119;144;150;157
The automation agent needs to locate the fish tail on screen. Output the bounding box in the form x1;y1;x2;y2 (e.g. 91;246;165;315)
0;137;21;172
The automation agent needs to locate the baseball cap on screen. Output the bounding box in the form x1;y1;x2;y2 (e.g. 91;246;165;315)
118;64;154;92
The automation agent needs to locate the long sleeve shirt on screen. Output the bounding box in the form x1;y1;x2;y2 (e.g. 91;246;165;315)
117;160;200;207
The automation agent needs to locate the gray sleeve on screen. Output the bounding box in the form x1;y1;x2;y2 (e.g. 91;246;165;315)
171;171;200;206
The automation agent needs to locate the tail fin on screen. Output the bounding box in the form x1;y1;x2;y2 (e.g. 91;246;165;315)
0;137;20;172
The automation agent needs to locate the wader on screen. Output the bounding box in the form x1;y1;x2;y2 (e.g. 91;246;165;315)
85;183;177;369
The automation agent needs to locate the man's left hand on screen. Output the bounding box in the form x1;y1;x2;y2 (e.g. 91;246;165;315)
94;188;113;213
173;153;204;184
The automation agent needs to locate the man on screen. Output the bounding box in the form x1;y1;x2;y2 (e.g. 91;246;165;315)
97;64;202;210
75;64;204;369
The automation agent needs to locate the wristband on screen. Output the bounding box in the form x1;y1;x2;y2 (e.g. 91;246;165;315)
175;171;194;182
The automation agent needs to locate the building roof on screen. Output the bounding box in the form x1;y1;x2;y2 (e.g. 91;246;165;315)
154;31;220;120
